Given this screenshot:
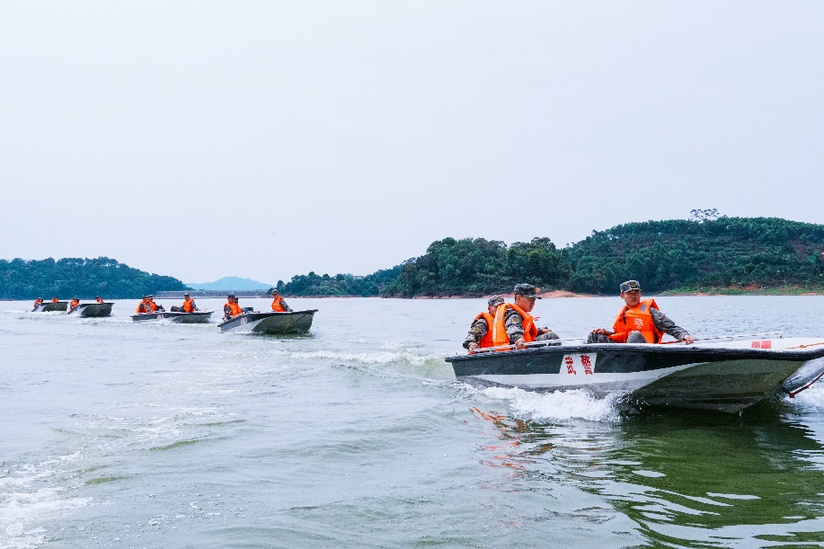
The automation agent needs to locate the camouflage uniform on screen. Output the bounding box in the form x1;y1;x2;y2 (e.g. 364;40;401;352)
273;295;292;312
587;280;692;344
463;316;492;349
586;307;691;343
503;307;561;345
462;295;504;350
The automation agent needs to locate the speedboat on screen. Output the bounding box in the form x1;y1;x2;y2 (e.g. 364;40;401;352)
445;334;824;414
34;301;68;312
218;310;318;334
131;311;213;323
68;302;114;317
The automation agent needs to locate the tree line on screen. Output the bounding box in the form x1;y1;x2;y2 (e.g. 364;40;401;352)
277;216;824;296
0;257;187;300
3;217;823;300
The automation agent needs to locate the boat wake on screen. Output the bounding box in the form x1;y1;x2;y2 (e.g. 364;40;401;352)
481;386;622;423
0;455;93;549
784;381;824;413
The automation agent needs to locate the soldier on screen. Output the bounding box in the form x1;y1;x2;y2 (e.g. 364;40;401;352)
587;279;694;344
147;295;164;312
270;290;292;312
492;284;561;350
182;292;199;312
463;295;505;352
223;293;243;321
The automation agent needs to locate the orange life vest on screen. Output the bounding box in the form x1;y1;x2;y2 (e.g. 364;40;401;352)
96;297;104;303
610;298;664;343
136;302;149;314
70;299;79;308
147;300;158;312
183;298;195;313
225;301;243;317
271;296;287;312
34;298;43;307
491;303;538;347
51;297;59;303
471;311;496;348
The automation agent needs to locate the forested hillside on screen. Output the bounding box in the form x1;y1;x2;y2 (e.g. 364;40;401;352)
271;217;824;297
0;257;187;300
4;217;823;300
565;217;824;294
380;217;824;297
276;265;404;297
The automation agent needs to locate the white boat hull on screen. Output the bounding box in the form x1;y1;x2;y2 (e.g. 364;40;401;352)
446;337;824;413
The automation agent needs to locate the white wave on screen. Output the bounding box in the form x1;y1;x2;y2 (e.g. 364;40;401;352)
0;462;92;549
785;381;824;412
482;386;621;422
292;349;431;366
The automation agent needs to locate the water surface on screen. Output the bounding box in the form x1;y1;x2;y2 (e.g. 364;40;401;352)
2;296;823;548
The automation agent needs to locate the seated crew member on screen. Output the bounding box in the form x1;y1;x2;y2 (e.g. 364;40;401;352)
51;296;60;303
223;293;243;321
587;280;694;344
182;292;198;313
33;297;44;310
95;296;104;304
492;284;561;350
270;290;292;312
69;298;80;312
136;295;152;314
463;295;505;352
148;295;164;312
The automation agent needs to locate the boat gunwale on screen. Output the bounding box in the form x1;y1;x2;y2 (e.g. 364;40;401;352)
446;340;824;365
131;311;214;322
217;309;318;331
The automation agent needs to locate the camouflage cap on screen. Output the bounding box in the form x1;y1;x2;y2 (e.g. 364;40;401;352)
513;283;541;299
487;295;504;307
619;280;642;293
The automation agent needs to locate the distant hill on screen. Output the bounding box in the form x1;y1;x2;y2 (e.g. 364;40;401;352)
5;217;822;301
385;216;824;296
186;276;273;291
274;216;824;297
0;257;187;300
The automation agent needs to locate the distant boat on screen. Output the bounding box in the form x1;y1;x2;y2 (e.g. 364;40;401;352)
68;302;114;317
131;311;213;323
34;301;68;312
218;310;317;334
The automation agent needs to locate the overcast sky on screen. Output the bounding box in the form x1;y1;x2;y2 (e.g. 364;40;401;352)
2;2;822;285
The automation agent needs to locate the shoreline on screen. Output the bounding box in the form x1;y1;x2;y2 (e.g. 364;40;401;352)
5;288;824;302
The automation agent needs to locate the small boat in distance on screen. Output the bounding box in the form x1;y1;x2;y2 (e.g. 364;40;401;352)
445;335;824;414
131;311;213;324
34;301;68;312
218;310;318;334
69;302;114;317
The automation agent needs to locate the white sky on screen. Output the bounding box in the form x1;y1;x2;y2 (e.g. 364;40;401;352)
2;2;822;285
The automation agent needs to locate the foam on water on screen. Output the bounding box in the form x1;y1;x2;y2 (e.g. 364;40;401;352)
293;349;434;367
0;459;92;549
482;386;621;422
785;381;824;413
